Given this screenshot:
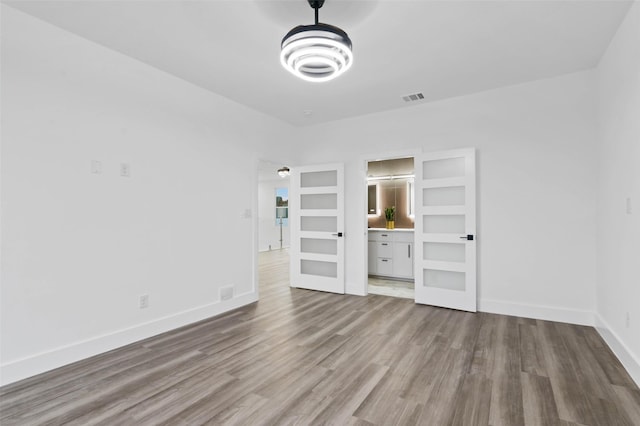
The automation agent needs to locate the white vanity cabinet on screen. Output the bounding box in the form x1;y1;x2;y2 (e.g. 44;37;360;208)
367;241;378;274
392;232;414;278
368;230;414;280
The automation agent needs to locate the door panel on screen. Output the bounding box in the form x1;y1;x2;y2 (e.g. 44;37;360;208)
415;149;476;311
290;163;345;294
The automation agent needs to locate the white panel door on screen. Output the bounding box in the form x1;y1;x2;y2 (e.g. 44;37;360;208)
414;149;476;311
289;163;345;294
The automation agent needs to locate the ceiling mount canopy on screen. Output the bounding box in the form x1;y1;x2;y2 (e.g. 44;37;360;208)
280;0;353;83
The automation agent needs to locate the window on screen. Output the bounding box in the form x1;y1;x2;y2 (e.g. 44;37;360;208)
276;187;288;226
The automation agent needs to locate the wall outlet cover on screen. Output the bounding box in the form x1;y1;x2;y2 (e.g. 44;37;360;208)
220;286;234;301
139;294;149;309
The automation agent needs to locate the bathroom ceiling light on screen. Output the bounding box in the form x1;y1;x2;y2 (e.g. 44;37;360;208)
367;174;415;181
281;0;353;83
278;166;290;178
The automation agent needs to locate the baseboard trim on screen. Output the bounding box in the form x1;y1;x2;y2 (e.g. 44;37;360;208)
595;314;640;387
0;292;258;386
478;298;595;326
346;282;366;296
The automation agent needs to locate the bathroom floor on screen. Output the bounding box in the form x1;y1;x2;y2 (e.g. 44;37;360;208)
368;276;414;299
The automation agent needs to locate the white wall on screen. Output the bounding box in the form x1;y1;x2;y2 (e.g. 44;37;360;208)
258;178;290;252
0;6;292;385
595;2;640;384
292;70;599;325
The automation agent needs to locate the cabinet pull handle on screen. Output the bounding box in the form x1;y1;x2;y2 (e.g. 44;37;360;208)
381;234;388;237
381;243;388;246
408;245;411;258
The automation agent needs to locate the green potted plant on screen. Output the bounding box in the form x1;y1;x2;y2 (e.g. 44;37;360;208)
384;206;396;229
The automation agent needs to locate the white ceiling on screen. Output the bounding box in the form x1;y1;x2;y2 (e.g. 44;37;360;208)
5;0;632;126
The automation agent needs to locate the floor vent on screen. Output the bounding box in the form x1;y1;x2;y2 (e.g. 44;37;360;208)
402;92;425;102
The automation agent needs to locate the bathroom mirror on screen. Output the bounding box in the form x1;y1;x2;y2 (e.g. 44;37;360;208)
367;157;415;228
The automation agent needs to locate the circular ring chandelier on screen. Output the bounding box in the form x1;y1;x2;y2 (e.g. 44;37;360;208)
280;0;353;83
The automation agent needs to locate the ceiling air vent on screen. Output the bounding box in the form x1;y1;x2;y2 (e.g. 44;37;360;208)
402;92;425;102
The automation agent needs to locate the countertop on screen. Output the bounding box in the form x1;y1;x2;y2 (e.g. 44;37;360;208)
368;228;415;232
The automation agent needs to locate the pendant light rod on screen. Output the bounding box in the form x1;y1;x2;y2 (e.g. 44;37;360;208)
309;0;324;24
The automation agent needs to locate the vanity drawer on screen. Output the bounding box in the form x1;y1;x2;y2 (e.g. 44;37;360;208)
377;241;393;258
377;232;393;242
377;258;393;275
369;231;393;242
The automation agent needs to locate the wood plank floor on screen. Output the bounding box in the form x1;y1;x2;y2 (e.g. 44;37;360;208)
1;249;639;425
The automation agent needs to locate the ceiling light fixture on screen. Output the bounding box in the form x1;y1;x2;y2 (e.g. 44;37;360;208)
277;166;290;178
280;0;353;83
367;174;415;181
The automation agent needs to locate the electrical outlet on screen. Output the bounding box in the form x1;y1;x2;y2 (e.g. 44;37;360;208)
139;294;149;309
626;312;630;328
626;198;632;214
120;163;131;177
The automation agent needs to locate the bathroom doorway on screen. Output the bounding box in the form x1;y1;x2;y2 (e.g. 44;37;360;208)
366;157;415;299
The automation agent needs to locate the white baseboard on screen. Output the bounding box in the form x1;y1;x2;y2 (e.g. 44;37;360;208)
595;314;640;387
478;300;639;386
346;282;366;296
0;292;258;387
478;298;595;326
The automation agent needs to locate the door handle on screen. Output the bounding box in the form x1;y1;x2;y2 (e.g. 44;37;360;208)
460;234;474;240
332;232;343;237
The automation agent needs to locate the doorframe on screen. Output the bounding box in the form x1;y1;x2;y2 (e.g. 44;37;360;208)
360;149;422;296
252;156;261;300
254;157;295;299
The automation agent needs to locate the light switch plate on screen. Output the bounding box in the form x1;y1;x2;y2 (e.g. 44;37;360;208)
91;160;102;174
120;163;131;177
